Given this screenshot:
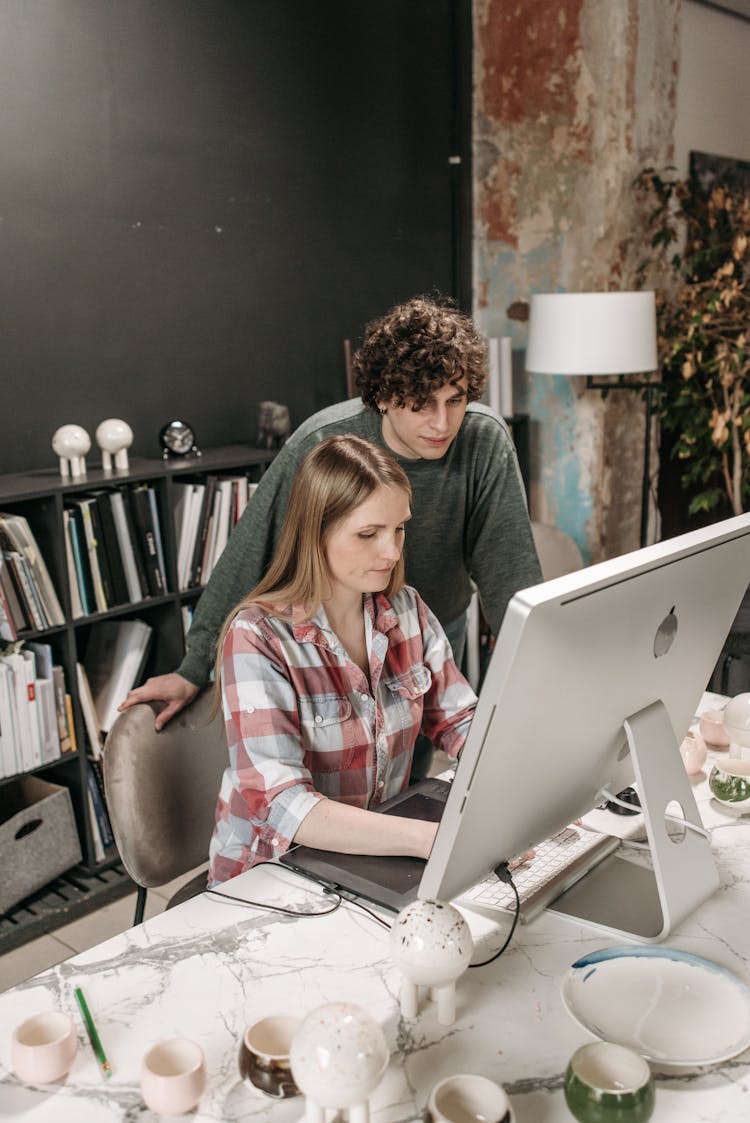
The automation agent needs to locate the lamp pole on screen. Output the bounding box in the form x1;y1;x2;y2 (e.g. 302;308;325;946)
586;376;657;549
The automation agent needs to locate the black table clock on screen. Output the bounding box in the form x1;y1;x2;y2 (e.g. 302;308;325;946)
159;420;202;459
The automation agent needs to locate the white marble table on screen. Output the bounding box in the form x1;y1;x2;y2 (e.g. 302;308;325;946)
2;694;750;1122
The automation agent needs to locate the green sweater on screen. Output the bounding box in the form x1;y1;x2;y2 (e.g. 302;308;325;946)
178;400;542;686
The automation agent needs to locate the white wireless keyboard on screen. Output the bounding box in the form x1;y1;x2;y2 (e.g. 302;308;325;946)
459;825;620;923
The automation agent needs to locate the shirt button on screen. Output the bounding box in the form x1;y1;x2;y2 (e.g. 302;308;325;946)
247;706;255;713
314;714;323;724
360;692;369;702
377;780;385;789
272;838;280;847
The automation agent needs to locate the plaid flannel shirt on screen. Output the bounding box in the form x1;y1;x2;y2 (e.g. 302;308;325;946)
208;586;477;883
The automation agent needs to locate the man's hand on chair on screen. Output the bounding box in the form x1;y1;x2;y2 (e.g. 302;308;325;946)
118;673;200;731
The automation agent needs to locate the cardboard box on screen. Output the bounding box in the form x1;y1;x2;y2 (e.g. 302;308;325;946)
0;775;82;915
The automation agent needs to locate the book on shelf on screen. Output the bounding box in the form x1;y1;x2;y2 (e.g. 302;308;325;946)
0;512;65;628
189;475;218;588
85;756;114;851
0;661;19;778
146;487;168;593
85;783;106;862
69;498;108;613
206;478;234;581
174;482;206;590
76;661;103;759
64;693;77;754
0;645;70;776
85;496;118;608
0;554;28;635
53;664;74;754
0;651;37;772
201;482;224;584
83;618;153;736
109;489;146;603
0;566;17;642
5;550;46;630
92;491;130;607
128;484;166;597
25;642;63;764
66;504;95;616
62;510;85;619
235;475;251;522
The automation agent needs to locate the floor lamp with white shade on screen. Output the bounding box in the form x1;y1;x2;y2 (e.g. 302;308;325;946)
525;291;659;548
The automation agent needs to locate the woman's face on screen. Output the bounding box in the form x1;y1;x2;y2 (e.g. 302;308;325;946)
324;485;411;600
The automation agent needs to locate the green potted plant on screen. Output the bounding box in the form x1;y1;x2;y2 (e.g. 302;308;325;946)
634;168;749;519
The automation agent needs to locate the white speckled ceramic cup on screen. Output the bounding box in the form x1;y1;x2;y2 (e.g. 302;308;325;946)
11;1011;78;1085
427;1074;515;1123
140;1038;206;1115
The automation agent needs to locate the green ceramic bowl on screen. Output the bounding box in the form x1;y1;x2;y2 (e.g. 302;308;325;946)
709;758;750;811
564;1042;654;1123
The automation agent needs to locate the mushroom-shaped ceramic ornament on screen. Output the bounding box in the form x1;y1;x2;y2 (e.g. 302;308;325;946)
95;418;134;471
389;898;473;1026
51;425;91;479
289;1002;388;1123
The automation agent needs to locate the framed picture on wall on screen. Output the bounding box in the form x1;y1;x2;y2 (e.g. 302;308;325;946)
689;149;750;197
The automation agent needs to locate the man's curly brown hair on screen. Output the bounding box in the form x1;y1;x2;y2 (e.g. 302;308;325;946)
353;295;488;411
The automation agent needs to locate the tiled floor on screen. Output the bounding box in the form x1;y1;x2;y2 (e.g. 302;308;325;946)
0;865;207;993
0;751;454;994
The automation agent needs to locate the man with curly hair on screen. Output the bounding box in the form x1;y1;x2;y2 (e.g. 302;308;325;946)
121;296;541;763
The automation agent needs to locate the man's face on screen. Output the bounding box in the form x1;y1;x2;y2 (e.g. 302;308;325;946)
379;376;469;460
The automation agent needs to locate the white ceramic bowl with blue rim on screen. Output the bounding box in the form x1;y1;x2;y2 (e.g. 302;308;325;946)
561;946;750;1067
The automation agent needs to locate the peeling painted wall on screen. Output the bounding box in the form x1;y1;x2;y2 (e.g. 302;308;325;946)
473;0;681;561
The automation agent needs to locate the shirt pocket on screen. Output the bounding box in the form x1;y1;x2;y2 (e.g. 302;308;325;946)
382;664;433;755
298;694;354;772
383;663;433;701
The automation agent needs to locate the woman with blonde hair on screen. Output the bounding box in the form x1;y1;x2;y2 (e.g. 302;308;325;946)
208;434;476;884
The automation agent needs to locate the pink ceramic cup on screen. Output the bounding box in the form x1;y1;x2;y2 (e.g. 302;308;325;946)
700;709;730;749
140;1038;206;1115
11;1011;78;1084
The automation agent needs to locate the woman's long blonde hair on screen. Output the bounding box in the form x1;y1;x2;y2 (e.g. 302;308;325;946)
213;434;411;688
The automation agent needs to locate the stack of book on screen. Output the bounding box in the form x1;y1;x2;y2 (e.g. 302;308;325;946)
76;617;153;860
0;514;65;635
64;484;168;617
173;474;256;591
0;643;74;778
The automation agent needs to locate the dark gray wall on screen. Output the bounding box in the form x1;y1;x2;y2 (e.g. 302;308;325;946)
0;0;470;474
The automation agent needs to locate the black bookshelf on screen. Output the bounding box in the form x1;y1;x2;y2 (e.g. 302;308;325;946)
0;445;275;942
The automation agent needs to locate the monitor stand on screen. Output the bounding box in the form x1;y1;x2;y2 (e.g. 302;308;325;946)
548;699;720;942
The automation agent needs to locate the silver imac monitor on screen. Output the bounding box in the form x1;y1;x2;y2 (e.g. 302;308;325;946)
420;513;750;941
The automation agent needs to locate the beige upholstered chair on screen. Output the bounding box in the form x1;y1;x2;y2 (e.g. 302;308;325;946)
531;520;584;580
103;687;227;925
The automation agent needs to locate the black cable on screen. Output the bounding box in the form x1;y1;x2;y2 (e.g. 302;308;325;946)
341;895;392;931
205;884;342;918
468;863;521;968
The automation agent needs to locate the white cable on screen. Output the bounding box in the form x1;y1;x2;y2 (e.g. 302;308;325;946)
596;787;711;841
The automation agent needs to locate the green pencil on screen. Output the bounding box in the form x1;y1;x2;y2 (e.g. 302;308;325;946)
74;986;112;1080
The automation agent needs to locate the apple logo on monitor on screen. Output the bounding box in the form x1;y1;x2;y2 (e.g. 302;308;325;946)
654;606;678;658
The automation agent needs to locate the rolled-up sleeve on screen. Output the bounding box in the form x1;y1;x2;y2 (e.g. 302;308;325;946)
209;618;324;882
415;594;477;758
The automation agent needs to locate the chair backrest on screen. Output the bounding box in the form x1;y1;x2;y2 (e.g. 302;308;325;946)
531;520;584;581
103;688;227;889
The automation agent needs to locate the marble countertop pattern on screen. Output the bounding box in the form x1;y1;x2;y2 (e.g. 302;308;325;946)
2;693;750;1121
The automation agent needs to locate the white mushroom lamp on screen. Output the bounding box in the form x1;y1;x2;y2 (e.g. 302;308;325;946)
289;1002;388;1123
389;898;473;1026
95;418;134;472
51;425;91;479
